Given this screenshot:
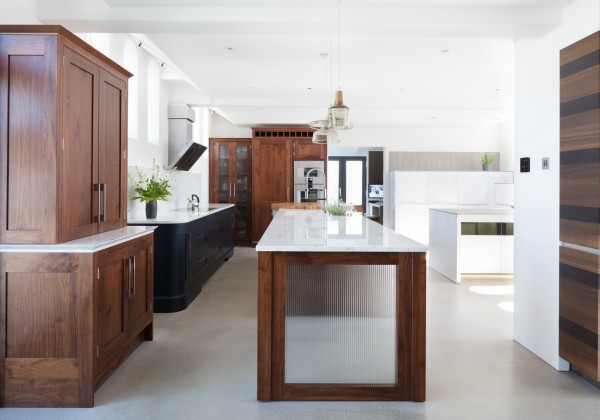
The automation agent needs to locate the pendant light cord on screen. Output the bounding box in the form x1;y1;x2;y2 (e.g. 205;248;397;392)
337;0;341;91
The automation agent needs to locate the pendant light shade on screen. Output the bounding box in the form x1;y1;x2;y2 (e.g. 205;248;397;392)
310;120;340;144
328;90;352;130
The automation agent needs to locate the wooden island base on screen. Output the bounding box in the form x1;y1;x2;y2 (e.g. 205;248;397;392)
257;250;426;402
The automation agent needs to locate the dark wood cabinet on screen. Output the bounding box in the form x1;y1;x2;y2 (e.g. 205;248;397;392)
251;137;292;244
293;137;326;160
94;235;153;387
251;128;326;244
129;207;234;313
0;232;154;408
0;26;130;244
209;138;252;245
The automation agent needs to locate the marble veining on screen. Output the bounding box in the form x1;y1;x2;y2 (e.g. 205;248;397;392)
256;210;427;252
128;203;234;224
0;226;157;253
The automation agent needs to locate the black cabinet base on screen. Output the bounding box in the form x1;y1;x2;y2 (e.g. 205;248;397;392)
130;207;234;313
154;247;234;313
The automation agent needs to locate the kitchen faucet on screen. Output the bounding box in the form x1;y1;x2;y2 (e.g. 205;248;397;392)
189;194;200;210
304;168;327;208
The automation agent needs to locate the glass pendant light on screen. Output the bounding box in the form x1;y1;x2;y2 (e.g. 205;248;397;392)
311;122;339;144
309;52;340;144
328;0;352;131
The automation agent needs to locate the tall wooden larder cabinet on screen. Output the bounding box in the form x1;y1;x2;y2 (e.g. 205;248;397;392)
251;128;326;245
209;138;252;245
0;26;130;244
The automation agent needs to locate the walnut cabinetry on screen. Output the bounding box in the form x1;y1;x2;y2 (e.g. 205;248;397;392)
95;235;153;387
0;26;131;244
251;128;326;244
0;232;154;408
559;31;600;381
209;138;252;245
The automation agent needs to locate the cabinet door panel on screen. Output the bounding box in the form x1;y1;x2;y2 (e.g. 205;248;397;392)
98;69;127;232
61;47;99;241
96;247;128;370
0;35;58;243
128;237;153;335
293;139;326;160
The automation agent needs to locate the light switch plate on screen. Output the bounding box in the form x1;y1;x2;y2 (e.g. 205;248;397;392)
520;157;530;172
542;157;550;170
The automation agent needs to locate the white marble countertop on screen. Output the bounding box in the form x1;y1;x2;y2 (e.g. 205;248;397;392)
0;226;157;253
256;210;427;252
430;208;514;216
128;203;234;224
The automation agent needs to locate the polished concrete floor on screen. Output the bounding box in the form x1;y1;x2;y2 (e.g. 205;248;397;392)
3;247;599;419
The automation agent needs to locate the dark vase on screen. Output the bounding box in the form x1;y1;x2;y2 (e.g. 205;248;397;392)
146;200;158;218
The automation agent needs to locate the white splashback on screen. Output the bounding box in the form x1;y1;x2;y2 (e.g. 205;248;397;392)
127;166;203;220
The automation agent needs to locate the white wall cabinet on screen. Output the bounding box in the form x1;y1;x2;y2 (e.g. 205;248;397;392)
385;171;513;245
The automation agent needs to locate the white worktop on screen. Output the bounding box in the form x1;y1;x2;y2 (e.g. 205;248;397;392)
430;208;513;216
0;226;156;253
256;210;427;252
128;203;234;224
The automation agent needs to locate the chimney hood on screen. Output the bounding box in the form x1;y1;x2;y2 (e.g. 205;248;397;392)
166;105;207;171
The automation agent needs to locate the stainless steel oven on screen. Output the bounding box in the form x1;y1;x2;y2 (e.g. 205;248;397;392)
293;160;325;203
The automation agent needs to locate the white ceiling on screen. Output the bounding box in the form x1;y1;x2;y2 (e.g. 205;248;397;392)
32;0;577;128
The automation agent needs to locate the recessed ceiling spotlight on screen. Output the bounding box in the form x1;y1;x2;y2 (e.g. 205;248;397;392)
496;88;502;91
308;87;312;90
429;116;438;120
227;47;233;51
441;49;450;53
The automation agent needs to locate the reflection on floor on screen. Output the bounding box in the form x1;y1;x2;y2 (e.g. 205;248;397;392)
3;248;599;419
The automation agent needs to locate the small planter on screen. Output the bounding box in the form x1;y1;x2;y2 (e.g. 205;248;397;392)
146;200;158;218
482;164;493;171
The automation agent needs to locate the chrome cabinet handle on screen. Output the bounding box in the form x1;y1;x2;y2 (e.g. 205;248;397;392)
132;255;136;297
233;182;236;198
127;257;132;299
229;183;232;198
96;184;101;223
102;183;107;222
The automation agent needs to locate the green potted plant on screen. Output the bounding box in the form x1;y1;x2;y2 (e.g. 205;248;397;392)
325;199;348;216
481;152;495;171
130;159;175;218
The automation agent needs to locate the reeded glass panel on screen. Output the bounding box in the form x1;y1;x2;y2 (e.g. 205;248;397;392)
285;264;397;385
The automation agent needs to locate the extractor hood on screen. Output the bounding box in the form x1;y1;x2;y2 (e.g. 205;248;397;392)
166;105;206;171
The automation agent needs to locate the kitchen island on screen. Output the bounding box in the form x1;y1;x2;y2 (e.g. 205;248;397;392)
429;208;514;283
256;210;427;401
128;204;234;312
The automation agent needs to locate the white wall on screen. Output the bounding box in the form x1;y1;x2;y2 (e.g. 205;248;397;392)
329;124;515;171
80;34;211;218
513;0;599;371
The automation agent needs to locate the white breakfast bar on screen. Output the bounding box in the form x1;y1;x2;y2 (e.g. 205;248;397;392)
256;210;427;402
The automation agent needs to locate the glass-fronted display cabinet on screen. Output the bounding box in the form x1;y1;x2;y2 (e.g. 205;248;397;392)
209;139;252;245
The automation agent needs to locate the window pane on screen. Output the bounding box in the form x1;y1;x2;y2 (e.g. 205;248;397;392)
327;160;340;201
345;161;363;205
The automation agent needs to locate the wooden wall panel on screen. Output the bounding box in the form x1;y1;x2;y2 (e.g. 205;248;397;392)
560;30;600;381
559;247;600;380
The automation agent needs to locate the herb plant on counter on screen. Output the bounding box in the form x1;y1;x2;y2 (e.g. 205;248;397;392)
325;199;348;216
131;160;175;202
